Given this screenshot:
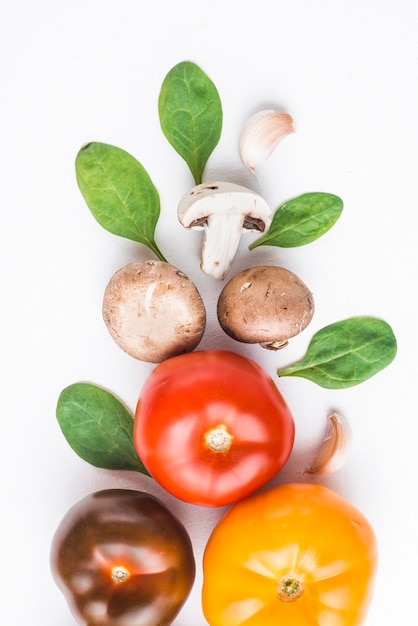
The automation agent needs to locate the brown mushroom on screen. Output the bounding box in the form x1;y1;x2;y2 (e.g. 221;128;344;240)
102;260;206;363
217;265;314;350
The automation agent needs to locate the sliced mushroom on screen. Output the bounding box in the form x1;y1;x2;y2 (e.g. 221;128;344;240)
102;260;206;363
177;181;272;280
217;265;314;350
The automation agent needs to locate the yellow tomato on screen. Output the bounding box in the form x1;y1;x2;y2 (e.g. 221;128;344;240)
202;483;377;626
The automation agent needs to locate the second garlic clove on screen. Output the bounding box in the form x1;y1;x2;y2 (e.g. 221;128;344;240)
304;412;352;475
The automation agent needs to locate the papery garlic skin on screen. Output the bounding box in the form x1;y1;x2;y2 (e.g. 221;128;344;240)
239;109;295;173
305;412;352;475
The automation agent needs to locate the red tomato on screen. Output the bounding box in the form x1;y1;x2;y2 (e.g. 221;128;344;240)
133;350;295;507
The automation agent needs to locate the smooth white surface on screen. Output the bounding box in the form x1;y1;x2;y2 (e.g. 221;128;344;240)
1;1;417;624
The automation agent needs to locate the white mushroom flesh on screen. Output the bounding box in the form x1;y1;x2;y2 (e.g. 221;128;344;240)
200;212;249;280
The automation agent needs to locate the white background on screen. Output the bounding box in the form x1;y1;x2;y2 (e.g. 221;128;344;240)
1;1;417;624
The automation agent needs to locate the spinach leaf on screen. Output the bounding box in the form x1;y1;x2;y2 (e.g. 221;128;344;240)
279;317;397;388
56;383;150;475
249;192;343;249
158;61;222;184
75;142;167;261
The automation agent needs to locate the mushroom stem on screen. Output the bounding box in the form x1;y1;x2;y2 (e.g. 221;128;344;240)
201;213;246;280
259;339;289;351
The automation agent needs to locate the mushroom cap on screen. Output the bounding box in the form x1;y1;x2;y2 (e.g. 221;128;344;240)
102;260;206;363
177;181;272;231
217;265;314;349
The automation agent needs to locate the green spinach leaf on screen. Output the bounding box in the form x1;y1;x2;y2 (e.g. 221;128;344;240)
279;316;397;388
249;192;343;249
56;383;150;475
158;61;222;184
75;142;166;261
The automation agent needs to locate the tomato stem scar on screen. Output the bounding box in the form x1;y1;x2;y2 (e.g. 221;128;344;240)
277;572;305;602
111;565;130;583
205;425;232;453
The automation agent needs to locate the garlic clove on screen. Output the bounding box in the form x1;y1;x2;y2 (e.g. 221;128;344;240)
304;412;352;475
239;109;295;173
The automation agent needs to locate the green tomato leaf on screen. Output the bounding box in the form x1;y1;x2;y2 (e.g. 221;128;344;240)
75;142;167;261
158;61;222;184
249;192;343;250
56;383;150;475
278;316;397;389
